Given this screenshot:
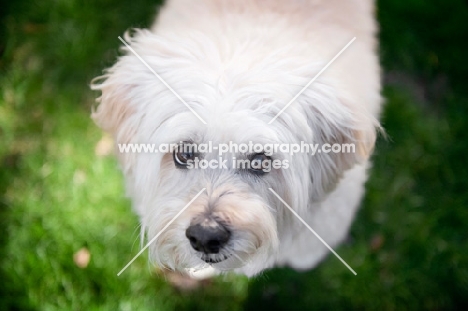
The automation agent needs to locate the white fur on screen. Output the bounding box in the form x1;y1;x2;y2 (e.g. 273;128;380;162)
91;0;380;277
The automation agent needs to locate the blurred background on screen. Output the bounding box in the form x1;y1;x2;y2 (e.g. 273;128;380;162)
1;0;467;310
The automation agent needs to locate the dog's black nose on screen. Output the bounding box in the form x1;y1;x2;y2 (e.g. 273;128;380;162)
186;223;231;254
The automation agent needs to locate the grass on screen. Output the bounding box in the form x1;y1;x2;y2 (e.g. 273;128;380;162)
1;0;468;310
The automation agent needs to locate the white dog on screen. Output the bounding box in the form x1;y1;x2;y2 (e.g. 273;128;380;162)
91;0;381;278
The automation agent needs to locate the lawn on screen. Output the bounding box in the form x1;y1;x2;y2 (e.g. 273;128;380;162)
1;0;467;310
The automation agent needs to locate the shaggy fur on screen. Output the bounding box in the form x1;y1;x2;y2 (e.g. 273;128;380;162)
91;0;381;277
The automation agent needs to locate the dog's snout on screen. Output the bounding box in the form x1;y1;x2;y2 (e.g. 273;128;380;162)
186;222;231;254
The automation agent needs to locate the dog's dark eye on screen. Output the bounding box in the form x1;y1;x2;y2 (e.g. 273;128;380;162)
173;144;197;168
249;153;271;175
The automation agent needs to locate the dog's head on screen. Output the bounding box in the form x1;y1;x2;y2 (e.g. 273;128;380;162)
91;31;379;276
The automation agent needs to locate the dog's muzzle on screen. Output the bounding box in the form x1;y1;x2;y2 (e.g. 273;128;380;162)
185;220;231;255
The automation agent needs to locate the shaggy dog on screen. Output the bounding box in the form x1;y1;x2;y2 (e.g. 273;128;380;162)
91;0;381;278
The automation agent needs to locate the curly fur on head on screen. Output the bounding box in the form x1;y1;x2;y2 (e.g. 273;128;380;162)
91;0;381;277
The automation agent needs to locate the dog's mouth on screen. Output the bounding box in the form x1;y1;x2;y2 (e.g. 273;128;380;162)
201;254;232;264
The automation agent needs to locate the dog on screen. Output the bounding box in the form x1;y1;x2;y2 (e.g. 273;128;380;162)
91;0;381;278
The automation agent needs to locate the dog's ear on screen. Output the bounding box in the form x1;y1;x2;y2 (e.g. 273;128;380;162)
292;88;379;196
91;74;137;145
352;125;377;160
299;86;379;165
90;72;141;175
317;104;376;166
306;109;374;188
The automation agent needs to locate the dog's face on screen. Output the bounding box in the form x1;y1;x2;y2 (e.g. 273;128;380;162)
92;32;377;276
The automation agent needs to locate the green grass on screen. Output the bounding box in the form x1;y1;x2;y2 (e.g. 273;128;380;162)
1;0;468;310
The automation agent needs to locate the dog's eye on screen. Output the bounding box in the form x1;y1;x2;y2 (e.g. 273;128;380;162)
173;147;197;168
249;153;271;175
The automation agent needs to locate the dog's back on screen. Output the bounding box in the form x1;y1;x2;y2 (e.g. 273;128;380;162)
153;0;381;117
